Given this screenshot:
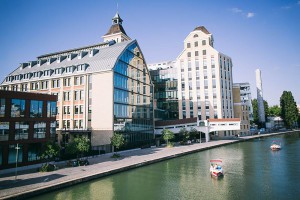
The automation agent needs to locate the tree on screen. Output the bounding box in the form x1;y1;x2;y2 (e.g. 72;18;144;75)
111;132;125;153
179;128;190;143
66;136;90;159
189;127;198;141
280;91;298;128
40;141;60;164
252;99;259;124
252;99;269;126
269;105;281;117
161;129;174;147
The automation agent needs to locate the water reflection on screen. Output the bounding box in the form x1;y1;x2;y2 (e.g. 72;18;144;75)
31;132;300;200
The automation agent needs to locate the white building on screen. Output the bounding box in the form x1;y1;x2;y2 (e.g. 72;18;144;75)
1;13;154;152
176;26;234;137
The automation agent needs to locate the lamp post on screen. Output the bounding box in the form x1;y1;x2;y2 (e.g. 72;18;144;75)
15;143;20;181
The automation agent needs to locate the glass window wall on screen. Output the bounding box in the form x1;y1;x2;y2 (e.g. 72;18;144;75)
30;100;43;117
11;99;25;117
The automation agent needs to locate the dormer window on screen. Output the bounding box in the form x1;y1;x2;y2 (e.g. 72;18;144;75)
194;34;198;38
65;66;73;74
77;64;86;72
54;68;61;75
44;70;50;76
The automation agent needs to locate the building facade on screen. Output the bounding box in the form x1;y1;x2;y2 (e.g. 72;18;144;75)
255;69;265;125
1;13;154;152
0;90;57;169
233;82;253;121
176;26;234;137
232;85;250;136
148;61;178;121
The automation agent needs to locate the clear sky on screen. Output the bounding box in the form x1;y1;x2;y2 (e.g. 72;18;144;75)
1;0;299;106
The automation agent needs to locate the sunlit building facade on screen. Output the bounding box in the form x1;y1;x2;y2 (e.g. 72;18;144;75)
177;26;234;136
0;13;154;152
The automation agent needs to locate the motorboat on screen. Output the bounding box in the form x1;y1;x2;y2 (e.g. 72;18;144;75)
210;159;223;177
270;141;281;150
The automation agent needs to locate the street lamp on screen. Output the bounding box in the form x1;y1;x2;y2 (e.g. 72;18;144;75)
15;143;20;181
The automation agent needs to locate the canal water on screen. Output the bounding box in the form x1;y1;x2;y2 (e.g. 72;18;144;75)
31;132;300;200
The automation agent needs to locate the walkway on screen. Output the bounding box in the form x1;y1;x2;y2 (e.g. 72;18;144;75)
0;131;293;200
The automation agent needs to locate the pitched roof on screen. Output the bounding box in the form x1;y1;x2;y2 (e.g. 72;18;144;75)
104;24;128;36
3;40;136;82
193;26;210;34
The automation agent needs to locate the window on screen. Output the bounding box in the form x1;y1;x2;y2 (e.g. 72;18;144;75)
0;98;5;117
195;41;198;47
195;51;199;56
47;101;57;117
15;122;29;140
63;91;70;101
28;143;41;161
80;90;85;100
30;100;43;117
41;81;48;89
80;105;84;114
63;78;71;86
187;52;191;57
74;105;79;114
11;99;25;117
34;122;46;138
65;66;73;73
63;106;70;114
52;79;60;88
50;121;56;138
194;34;198;38
0;122;9;141
187;43;191;48
203;50;206;55
202;40;206;45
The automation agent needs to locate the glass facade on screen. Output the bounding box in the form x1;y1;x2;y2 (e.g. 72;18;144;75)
28;143;41;161
0;98;5;117
11;99;25;117
113;42;154;148
30;100;43;117
47;101;57;117
15;122;29;140
8;144;22;164
150;65;178;120
33;122;46;138
0;122;9;141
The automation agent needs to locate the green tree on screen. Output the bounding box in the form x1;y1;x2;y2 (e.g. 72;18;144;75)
111;132;125;153
264;100;269;120
252;99;269;125
252;99;259;125
40;141;60;164
280;91;298;128
189;127;198;141
66;136;90;159
179;128;190;143
162;129;174;147
269;105;281;117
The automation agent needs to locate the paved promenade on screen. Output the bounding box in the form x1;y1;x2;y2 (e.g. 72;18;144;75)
0;131;293;199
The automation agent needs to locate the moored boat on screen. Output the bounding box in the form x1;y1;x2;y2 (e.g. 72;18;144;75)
210;159;223;177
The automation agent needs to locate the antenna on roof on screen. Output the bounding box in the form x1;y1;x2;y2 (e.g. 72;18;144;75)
117;2;119;12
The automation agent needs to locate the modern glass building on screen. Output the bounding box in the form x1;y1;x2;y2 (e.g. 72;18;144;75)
1;13;154;152
0;90;57;169
148;61;178;120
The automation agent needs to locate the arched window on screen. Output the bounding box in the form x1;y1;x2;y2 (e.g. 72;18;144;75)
193;34;198;38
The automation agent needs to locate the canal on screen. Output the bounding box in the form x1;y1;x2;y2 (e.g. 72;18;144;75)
31;132;300;200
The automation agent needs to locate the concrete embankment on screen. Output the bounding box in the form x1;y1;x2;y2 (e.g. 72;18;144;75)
0;131;295;200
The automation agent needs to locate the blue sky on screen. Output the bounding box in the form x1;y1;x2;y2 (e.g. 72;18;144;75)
0;0;300;106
